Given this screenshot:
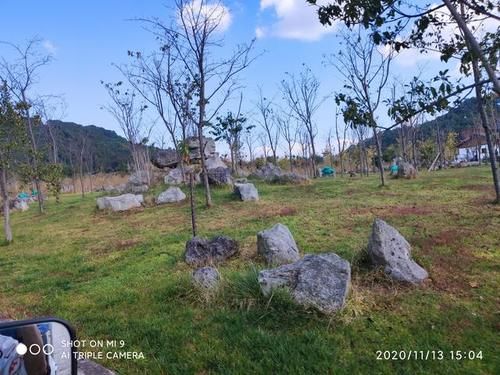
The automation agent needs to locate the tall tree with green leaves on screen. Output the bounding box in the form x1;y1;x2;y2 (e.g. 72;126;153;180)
211;111;253;173
0;83;28;243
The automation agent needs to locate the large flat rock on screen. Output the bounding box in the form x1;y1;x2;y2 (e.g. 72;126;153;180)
259;253;351;314
96;194;143;212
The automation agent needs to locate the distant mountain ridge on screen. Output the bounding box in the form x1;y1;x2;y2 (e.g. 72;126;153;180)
366;97;498;150
38;120;131;174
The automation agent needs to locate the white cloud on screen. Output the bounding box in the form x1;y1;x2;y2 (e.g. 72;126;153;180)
179;0;232;33
256;0;336;41
42;40;57;55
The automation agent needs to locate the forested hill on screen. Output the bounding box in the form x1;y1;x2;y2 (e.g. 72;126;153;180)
376;97;492;149
38;120;131;173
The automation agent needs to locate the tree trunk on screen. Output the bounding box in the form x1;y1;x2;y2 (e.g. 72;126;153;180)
288;143;294;172
308;126;318;177
47;122;58;163
189;171;197;237
21;93;44;214
444;0;500;95
472;61;500;203
373;128;385;186
198;98;212;208
0;168;13;243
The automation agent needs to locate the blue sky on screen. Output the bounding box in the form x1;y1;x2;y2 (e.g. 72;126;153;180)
0;0;480;155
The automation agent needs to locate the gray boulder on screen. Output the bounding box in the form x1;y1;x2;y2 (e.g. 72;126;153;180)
96;194;143;212
128;170;150;186
258;253;351;314
126;184;149;194
157;187;186;204
205;155;227;170
185;236;239;266
397;161;417;179
203;167;232;186
253;163;283;179
234;183;259;201
192;266;220;290
368;218;428;284
14;200;29;211
252;163;307;184
151;148;179;168
257;223;300;265
269;172;308;185
187;136;216;160
164;167;184;185
165;166;200;185
103;183;126;194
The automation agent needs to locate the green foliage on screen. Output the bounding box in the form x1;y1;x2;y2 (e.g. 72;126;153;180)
310;0;499;124
210;112;251;142
382;144;396;162
444;131;458;162
0;83;28;170
42;163;64;203
419;139;436;167
36;120;131;173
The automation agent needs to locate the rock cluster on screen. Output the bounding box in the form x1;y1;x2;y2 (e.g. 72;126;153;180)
252;163;308;184
202;167;232;186
164;154;232;186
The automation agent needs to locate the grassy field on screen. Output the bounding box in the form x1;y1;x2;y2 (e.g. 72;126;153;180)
1;167;499;374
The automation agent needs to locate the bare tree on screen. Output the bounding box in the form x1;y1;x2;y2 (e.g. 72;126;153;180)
101;82;152;184
32;95;66;164
256;88;279;164
281;65;323;177
276;109;298;171
332;27;393;186
334;107;349;176
0;38;53;213
244;130;256;164
298;129;312;175
258;133;269;160
140;0;257;207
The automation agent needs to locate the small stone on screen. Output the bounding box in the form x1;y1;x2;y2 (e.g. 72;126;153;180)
192;267;220;290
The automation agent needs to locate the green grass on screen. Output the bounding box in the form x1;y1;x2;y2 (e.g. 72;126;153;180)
1;167;499;374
